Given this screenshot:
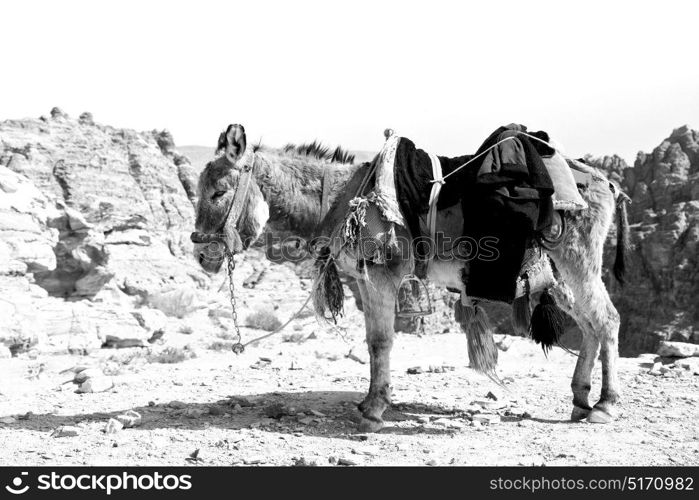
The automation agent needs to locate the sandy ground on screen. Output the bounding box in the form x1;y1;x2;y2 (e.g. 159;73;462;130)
1;323;698;466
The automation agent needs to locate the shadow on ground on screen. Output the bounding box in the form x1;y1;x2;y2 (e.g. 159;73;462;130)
4;390;489;438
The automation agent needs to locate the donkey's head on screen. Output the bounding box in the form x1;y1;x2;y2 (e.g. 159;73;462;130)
192;124;269;273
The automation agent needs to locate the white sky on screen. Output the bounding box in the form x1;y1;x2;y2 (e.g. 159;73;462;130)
1;0;697;163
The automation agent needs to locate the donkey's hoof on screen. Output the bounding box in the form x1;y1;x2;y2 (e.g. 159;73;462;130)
571;406;591;422
587;407;613;424
358;417;384;433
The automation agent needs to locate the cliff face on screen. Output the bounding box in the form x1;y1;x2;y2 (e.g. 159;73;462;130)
0;108;203;299
589;126;699;354
0;109;207;352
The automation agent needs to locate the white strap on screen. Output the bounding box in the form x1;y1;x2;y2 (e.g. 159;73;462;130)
427;152;443;261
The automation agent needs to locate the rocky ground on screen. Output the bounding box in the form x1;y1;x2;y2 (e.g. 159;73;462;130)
0;251;698;466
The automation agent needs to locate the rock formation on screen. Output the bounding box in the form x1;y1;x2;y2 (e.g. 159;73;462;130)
588;125;699;354
0;109;209;352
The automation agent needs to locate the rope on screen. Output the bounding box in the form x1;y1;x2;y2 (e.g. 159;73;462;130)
434;131;563;185
226;153;380;352
239;291;314;349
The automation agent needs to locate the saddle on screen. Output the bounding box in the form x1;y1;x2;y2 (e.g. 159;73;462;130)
341;125;594;304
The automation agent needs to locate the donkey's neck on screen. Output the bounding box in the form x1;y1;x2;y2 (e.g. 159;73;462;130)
254;151;359;240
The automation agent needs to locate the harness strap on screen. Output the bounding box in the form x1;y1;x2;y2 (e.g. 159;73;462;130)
318;166;333;227
224;154;256;231
427;152;444;261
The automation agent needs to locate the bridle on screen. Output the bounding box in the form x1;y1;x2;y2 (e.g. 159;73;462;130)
190;153;256;353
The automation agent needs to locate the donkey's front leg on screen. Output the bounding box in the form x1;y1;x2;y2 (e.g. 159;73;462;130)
356;275;396;432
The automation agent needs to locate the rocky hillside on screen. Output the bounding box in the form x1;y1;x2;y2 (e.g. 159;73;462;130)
0;108;211;353
588;125;699;354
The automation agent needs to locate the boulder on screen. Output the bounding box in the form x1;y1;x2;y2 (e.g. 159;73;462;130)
657;341;699;358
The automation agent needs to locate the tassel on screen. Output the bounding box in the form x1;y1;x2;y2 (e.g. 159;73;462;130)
530;289;566;354
312;249;344;323
466;305;499;375
511;294;532;337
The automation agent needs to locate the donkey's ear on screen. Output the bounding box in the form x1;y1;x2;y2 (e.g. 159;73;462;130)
223;124;247;162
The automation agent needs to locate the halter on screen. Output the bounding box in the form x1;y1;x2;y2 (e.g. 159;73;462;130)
190;152;256;354
190;152;256;246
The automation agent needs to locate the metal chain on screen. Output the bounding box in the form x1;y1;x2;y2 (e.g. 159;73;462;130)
225;248;245;354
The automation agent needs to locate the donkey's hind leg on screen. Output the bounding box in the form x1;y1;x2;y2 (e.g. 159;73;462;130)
550;284;599;421
552;271;621;423
355;270;399;432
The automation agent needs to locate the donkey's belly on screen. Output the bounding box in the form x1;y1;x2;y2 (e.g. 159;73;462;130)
427;259;465;291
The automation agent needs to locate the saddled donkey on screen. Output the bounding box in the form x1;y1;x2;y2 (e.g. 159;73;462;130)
192;124;629;432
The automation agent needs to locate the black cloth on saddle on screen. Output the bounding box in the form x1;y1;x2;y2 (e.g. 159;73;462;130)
463;124;555;302
393;124;555;303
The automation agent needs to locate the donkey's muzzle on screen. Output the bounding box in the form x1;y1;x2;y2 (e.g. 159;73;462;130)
190;230;244;253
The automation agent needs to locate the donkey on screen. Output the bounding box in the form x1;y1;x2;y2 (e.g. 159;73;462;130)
192;124;629;432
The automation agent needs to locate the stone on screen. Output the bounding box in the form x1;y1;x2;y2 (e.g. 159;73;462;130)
657;341;699;358
336;458;357;466
77;376;114;393
472;414;501;425
116;410;142;428
73;367;103;384
52;425;80;437
473;399;507;410
407;366;424;375
184;408;205;419
0;416;16;424
105;418;124;434
131;308;167;334
168;400;187;409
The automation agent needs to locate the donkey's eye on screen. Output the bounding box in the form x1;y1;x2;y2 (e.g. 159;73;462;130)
212;190;226;201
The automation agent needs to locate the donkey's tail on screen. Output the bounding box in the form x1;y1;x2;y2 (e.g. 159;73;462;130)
613;191;631;285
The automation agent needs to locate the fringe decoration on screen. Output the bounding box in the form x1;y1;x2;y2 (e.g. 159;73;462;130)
530;289;566;354
312;248;344;324
511;294;532;336
342;197;368;250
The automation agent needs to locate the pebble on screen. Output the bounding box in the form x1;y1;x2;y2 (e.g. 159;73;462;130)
473;399;507;410
472;414;501;425
52;425;80;438
0;416;16;424
417;416;431;424
116;410;142;427
337;458;357;466
77;376;114;393
183;408;204;419
168;400;187;409
105;418;124;434
73;367;103;384
426;459;438;466
407;366;424;375
309;409;326;417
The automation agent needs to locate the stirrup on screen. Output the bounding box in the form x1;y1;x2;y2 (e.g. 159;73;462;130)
395;274;433;318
